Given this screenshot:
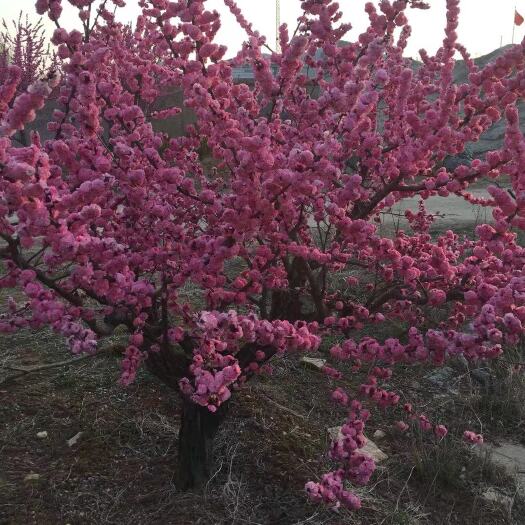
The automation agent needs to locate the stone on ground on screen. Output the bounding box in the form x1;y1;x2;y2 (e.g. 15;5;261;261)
424;366;459;395
301;357;326;370
373;429;386;440
481;488;514;513
362;438;388;463
479;442;525;497
66;431;83;447
327;427;388;463
24;473;41;482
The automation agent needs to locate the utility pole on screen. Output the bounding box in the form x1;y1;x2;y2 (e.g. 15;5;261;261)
513;4;516;44
276;0;281;52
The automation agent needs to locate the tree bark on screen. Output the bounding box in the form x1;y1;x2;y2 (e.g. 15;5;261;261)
177;397;226;490
141;343;228;489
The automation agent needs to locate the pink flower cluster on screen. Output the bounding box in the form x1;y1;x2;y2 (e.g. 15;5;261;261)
0;71;60;137
306;402;373;510
0;0;523;512
463;430;484;445
305;470;362;510
179;311;320;412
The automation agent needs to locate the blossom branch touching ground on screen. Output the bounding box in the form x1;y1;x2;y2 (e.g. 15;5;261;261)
0;0;524;509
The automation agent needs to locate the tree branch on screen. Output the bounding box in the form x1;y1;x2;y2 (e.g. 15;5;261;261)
0;353;96;386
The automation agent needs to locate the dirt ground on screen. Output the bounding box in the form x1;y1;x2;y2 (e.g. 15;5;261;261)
1;321;524;525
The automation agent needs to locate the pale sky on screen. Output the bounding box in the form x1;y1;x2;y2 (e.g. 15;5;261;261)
1;0;523;59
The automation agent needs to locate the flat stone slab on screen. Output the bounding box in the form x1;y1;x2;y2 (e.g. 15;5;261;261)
424;366;459;395
481;487;514;512
480;442;525;497
300;357;326;370
492;443;525;471
362;438;389;463
328;427;388;463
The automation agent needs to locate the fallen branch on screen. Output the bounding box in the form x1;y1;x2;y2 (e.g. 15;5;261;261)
0;341;127;386
257;389;307;420
0;353;96;386
5;353;95;373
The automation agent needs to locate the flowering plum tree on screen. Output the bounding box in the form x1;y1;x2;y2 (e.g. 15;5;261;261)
0;12;56;146
2;0;525;508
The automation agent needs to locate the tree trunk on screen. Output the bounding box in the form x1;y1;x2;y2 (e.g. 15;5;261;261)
177;397;226;490
141;344;228;490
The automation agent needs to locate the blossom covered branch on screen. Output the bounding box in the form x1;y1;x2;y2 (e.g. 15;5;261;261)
1;0;525;507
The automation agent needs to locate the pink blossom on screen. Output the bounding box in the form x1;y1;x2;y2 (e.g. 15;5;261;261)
463;431;484;445
0;0;522;513
434;424;448;439
395;421;409;432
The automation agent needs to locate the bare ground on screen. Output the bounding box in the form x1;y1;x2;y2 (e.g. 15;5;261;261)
1;323;524;524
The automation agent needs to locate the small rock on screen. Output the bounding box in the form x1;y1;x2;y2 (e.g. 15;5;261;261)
67;431;83;447
424;366;459;395
362;438;388;463
328;426;341;441
373;429;386;440
481;488;513;512
24;473;41;482
36;431;48;439
300;357;326;370
457;356;494;388
327;427;388;463
424;366;455;387
470;368;493;388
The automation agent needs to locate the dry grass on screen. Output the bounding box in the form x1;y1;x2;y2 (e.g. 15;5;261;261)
469;347;525;440
1;326;525;524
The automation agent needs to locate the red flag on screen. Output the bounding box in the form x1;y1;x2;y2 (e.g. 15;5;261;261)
515;10;524;26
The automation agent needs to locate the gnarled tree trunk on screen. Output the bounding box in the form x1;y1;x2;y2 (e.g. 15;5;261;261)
143;343;227;489
177;398;227;490
143;340;277;489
